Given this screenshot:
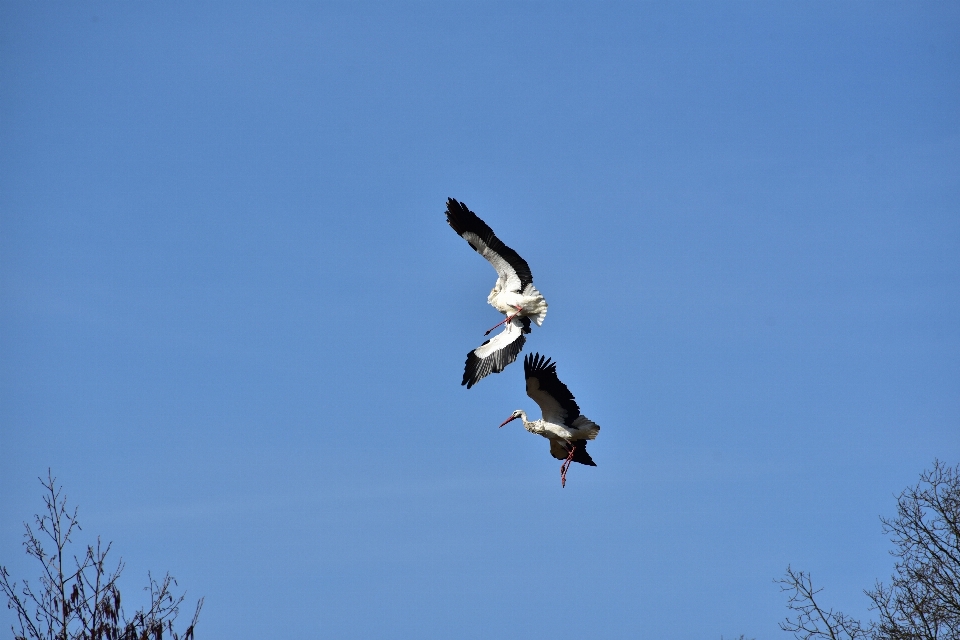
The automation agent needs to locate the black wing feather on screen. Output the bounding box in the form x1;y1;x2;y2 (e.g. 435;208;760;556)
550;440;597;466
523;353;581;427
445;198;534;293
462;334;526;389
569;441;597;466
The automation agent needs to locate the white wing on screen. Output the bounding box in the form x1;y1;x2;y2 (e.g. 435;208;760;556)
461;318;528;388
525;375;570;425
446;199;534;295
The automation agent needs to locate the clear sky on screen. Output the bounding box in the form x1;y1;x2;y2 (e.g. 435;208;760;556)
1;2;958;638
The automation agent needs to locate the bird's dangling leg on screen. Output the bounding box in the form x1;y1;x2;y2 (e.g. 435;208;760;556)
484;316;513;336
483;306;526;336
560;444;577;488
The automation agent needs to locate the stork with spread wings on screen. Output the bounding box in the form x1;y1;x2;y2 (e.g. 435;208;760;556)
446;198;548;388
499;353;600;487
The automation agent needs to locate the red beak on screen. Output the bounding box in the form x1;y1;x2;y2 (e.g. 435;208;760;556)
499;415;518;428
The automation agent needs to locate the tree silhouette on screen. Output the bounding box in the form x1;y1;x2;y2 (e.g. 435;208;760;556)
779;460;960;640
1;472;202;640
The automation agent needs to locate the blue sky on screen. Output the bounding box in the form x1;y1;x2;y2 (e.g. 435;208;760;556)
1;2;958;638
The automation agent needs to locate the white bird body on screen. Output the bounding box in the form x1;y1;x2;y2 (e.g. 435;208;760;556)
488;286;548;325
508;409;599;446
446;198;549;387
500;353;601;486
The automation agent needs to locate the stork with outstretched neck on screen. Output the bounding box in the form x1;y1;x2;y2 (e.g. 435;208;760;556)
499;353;600;487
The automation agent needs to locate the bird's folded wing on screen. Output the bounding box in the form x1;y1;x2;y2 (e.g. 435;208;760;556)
524;353;581;427
445;198;533;294
462;318;526;388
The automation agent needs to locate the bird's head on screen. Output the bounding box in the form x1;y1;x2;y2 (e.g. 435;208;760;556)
499;409;524;428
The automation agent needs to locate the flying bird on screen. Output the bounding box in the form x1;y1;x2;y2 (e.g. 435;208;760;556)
499;353;600;487
445;198;548;388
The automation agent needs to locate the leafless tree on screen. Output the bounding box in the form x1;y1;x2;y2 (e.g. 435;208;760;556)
1;472;203;640
778;461;960;640
867;460;960;639
778;566;869;640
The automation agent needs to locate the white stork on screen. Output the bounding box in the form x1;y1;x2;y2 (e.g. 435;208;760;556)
499;353;600;487
445;198;548;388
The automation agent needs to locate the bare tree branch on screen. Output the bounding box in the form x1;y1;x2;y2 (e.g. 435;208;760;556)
866;460;960;639
1;472;203;640
780;462;960;640
777;566;870;640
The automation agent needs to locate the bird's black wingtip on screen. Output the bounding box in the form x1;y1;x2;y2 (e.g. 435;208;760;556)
444;198;468;218
572;442;597;466
462;349;483;389
523;352;556;377
445;198;477;237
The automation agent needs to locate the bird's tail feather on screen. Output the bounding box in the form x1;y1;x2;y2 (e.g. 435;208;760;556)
572;415;600;440
522;284;548;326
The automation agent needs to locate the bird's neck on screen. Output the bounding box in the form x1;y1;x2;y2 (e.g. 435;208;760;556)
520;412;543;434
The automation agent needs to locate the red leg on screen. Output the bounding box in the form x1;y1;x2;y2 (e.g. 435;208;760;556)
560;444;576;488
484;314;516;336
483;306;525;336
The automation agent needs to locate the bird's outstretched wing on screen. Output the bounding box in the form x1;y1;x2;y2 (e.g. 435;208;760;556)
549;439;597;466
445;198;534;295
524;353;581;427
462;317;531;388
